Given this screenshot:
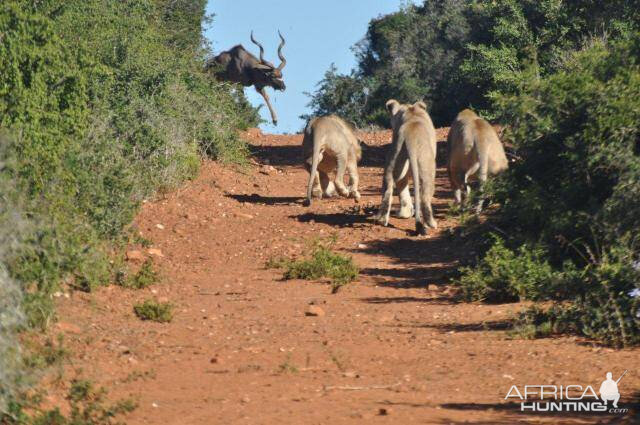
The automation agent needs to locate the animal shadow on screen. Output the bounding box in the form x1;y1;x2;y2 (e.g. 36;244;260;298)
227;193;303;206
249;144;300;166
293;211;372;228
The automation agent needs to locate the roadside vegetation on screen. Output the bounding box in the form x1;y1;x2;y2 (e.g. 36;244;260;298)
4;380;137;425
0;0;259;420
133;300;174;323
308;0;640;347
305;0;640;128
267;236;359;293
119;259;159;290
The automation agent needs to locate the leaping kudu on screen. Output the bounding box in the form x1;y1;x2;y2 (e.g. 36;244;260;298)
207;31;287;125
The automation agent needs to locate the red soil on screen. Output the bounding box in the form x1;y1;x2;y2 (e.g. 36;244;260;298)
49;129;639;424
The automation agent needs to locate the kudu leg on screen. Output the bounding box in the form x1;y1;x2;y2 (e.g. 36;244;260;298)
257;87;278;125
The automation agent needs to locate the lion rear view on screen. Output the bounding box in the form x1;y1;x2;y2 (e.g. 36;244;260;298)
302;115;362;206
373;100;438;236
447;109;508;212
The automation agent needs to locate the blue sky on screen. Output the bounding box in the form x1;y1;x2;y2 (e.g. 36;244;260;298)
204;1;410;134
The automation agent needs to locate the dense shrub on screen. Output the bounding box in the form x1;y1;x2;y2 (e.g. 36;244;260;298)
0;0;259;417
4;379;136;425
457;235;570;303
491;37;640;248
282;245;359;293
306;0;640;126
0;0;259;324
133;299;174;323
457;35;640;347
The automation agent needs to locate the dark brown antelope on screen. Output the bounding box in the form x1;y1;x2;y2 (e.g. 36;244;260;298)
207;31;287;125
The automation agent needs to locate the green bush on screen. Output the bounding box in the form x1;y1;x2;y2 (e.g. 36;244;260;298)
456;235;568;303
121;259;158;290
306;0;640;126
509;306;556;340
568;245;640;347
269;238;359;293
0;0;259;416
133;300;173;323
3;379;136;425
460;34;640;347
283;246;359;292
0;0;258;323
491;37;640;250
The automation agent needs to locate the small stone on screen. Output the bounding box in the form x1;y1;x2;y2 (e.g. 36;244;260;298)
210;356;222;364
343;371;358;378
236;213;254;219
259;165;275;175
155;224;165;230
357;243;368;249
305;305;325;317
378;407;391;416
428;284;439;292
240;396;250;404
148;248;164;257
126;250;145;262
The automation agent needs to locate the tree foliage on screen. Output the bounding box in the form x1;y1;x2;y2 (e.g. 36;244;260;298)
0;0;259;411
306;0;640;127
454;33;640;347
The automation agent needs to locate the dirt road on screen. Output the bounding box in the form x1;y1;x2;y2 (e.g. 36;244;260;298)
51;129;639;424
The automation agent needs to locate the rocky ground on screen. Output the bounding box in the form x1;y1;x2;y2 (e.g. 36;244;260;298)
48;128;639;424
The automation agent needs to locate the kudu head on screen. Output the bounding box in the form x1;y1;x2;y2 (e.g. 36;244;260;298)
250;31;287;91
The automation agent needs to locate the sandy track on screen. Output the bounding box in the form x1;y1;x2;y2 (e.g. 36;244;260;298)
51;129;639;424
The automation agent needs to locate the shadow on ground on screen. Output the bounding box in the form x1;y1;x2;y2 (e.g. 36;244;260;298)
361;295;455;305
227;193;303;206
292;211;373;228
250;144;300;166
393;319;513;332
359;143;388;167
434;400;639;425
249;142;391;168
359;265;458;289
430;388;640;424
356;235;465;268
